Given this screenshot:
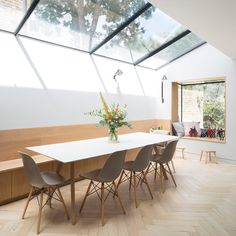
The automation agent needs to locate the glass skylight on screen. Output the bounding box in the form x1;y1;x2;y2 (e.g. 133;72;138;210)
94;6;187;63
139;33;205;69
0;0;205;69
19;0;148;51
0;0;31;32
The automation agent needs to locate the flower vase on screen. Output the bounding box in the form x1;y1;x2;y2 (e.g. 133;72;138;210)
108;128;118;142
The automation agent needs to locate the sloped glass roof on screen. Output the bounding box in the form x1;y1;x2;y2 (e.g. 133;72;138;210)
0;0;31;32
139;32;205;70
0;0;206;70
95;6;187;63
20;0;148;51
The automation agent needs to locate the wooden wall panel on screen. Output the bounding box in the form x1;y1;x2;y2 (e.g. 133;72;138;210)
0;172;11;202
0;119;168;162
172;82;179;122
11;168;31;199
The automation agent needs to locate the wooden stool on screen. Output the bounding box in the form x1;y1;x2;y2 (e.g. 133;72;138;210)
175;147;185;159
200;150;218;164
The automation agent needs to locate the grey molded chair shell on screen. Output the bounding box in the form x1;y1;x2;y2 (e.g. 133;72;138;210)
21;151;65;189
79;150;127;226
147;140;178;193
117;145;154;208
19;151;69;234
151;140;178;164
127;144;153;172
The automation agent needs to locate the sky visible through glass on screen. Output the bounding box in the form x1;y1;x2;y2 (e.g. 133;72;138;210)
19;0;148;51
0;0;205;70
95;6;187;63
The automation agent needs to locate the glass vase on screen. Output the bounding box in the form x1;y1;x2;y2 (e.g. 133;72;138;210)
108;127;118;142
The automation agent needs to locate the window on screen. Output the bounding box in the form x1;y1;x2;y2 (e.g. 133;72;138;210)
95;6;187;63
178;80;225;131
139;32;204;70
0;0;205;68
175;79;226;142
0;0;31;32
19;0;148;52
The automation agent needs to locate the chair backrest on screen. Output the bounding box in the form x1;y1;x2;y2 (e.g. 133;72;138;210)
98;150;127;182
18;151;47;189
159;140;178;163
132;145;153;172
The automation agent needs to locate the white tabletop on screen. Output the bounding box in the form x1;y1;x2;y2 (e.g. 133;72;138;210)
27;132;178;163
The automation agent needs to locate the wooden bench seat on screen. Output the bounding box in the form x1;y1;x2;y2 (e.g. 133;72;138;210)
0;155;53;173
0;119;171;205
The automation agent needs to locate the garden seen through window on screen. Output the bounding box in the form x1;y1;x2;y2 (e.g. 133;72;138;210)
178;80;225;141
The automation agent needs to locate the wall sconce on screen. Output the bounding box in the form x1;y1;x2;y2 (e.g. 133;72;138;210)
113;69;123;82
161;75;167;103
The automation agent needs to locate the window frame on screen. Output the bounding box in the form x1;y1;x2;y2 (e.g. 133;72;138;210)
172;77;226;143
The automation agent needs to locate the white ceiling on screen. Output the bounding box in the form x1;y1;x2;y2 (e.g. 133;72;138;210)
149;0;236;59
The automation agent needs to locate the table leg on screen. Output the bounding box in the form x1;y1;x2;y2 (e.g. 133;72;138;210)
70;162;76;225
56;161;63;174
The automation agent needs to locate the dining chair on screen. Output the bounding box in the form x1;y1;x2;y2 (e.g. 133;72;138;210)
79;150;127;226
19;151;69;234
146;140;178;193
153;143;176;173
116;145;153;208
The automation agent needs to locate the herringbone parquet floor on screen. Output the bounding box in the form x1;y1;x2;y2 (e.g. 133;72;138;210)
0;158;236;236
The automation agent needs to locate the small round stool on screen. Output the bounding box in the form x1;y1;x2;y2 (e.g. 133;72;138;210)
200;150;218;164
175;147;185;159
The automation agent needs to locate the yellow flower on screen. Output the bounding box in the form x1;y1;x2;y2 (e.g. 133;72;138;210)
99;92;111;117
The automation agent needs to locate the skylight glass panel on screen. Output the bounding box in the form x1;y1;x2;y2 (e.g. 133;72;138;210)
0;0;31;32
139;33;205;70
19;0;147;51
95;6;187;63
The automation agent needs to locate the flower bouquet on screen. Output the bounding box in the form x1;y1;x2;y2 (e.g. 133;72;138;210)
86;92;132;142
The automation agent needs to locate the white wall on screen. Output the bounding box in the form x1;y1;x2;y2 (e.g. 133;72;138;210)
1;31;236;161
157;44;236;161
0;31;164;129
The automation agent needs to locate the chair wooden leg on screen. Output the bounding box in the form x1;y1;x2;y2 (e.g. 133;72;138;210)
113;181;126;214
37;190;44;235
79;180;93;213
154;162;158;180
145;162;151;177
167;163;177;187
57;187;70;219
100;182;105;226
160;164;165;193
133;172;138;208
163;165;168;180
170;159;176;173
47;187;53;208
22;186;34;219
142;171;153;199
129;171;132;191
117;170;124;189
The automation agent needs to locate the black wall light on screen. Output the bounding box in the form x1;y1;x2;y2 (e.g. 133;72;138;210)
161;75;167;103
113;69;123;82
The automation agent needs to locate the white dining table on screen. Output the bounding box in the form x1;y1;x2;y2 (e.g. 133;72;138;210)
27;132;178;225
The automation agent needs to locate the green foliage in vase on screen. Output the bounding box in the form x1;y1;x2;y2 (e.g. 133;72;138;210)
86;92;132;132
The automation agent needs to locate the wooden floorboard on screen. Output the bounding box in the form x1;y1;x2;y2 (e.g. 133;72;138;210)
0;158;236;236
